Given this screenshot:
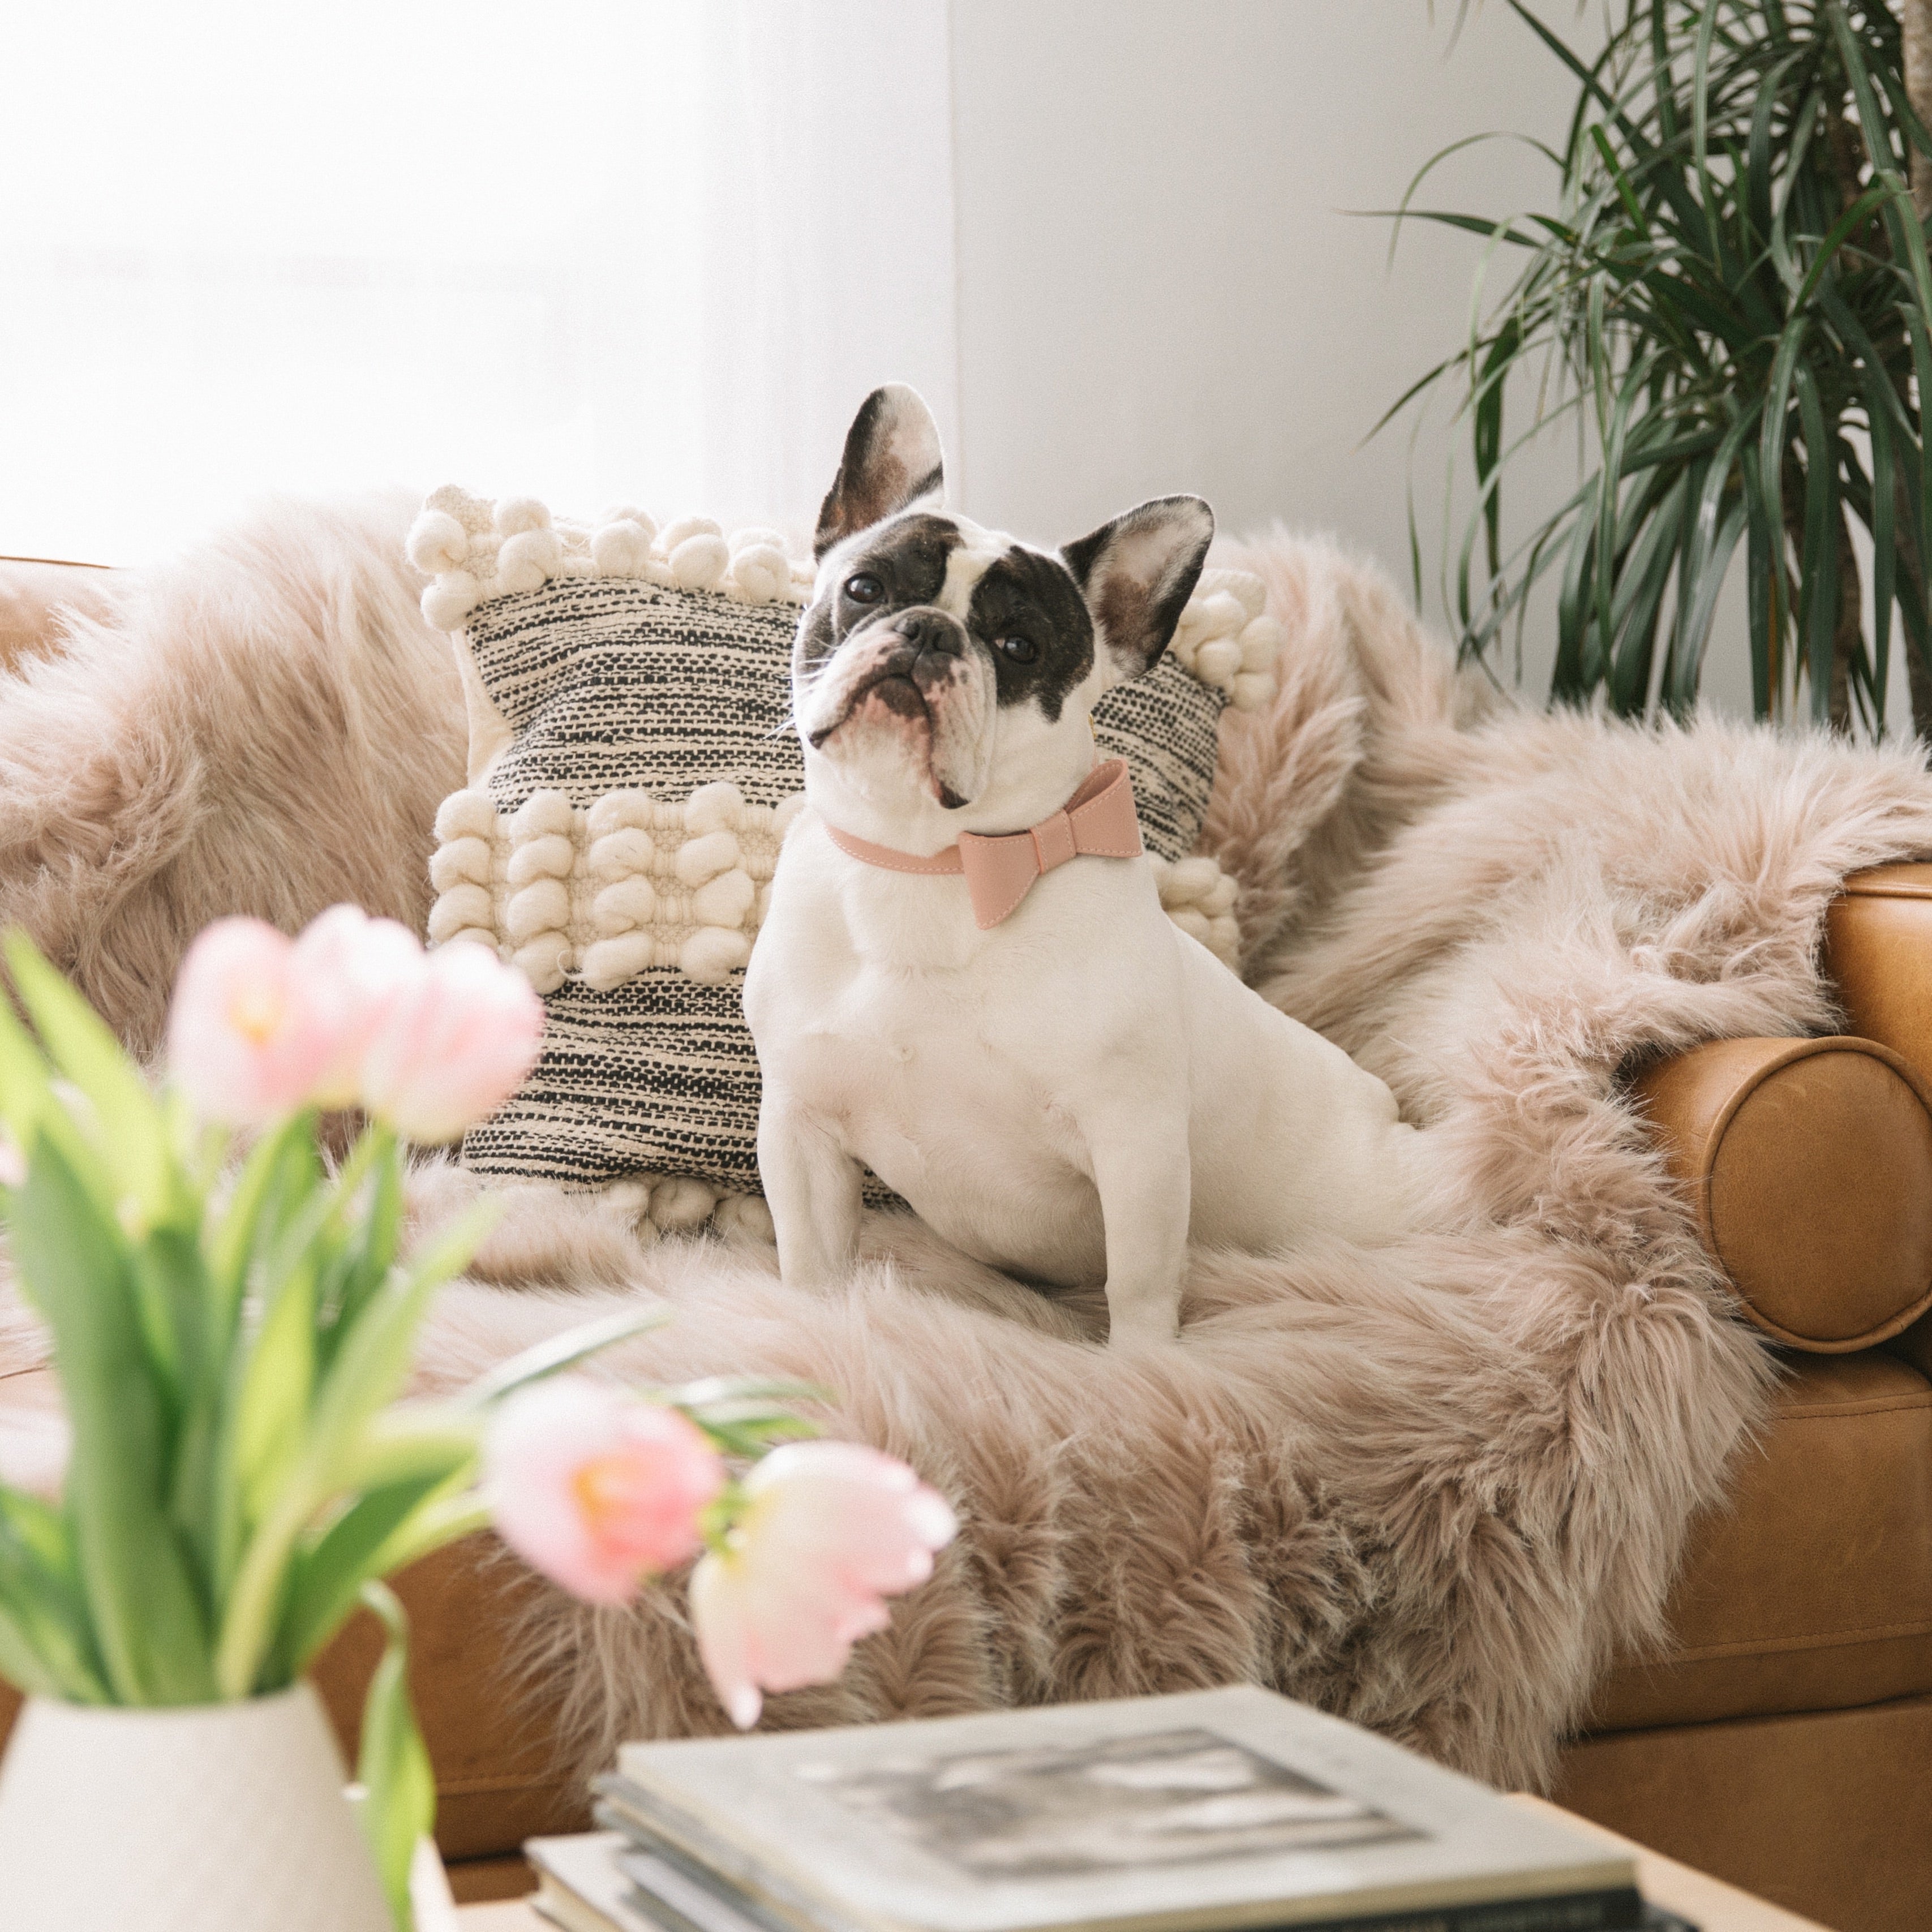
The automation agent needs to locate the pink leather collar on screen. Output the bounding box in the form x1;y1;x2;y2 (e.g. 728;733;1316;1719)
822;758;1143;929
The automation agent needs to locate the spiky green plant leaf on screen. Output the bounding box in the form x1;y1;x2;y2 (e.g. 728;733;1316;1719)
1382;0;1932;731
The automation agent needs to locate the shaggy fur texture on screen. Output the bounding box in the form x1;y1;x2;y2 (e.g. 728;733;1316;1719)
8;506;1932;1794
400;534;1932;1795
0;495;462;1058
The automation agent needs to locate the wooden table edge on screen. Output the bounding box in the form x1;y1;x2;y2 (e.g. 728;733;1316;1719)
1505;1794;1831;1931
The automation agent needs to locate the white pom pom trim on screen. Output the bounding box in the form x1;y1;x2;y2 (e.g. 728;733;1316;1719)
1146;853;1243;971
1167;566;1280;710
668;532;729;590
426;781;797;991
496;527;563;595
590;519;654;578
602;1175;776;1242
494;496;552;536
412;486;814;630
412;490;1280;706
420;573;480;631
552;1171;779;1244
427;783;1246;985
406;509;469;576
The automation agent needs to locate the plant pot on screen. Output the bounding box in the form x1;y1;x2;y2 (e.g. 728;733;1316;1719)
0;1680;393;1932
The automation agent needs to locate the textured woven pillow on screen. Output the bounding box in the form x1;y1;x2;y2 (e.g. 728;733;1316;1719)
413;486;1284;1235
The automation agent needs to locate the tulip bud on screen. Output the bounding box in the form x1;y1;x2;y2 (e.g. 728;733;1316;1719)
688;1442;956;1729
290;905;426;1110
485;1376;726;1603
358;938;542;1144
167;918;338;1125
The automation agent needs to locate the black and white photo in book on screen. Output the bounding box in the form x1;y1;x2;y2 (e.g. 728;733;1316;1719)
788;1728;1424;1879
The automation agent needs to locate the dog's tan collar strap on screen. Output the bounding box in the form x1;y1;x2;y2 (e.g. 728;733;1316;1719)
822;759;1144;929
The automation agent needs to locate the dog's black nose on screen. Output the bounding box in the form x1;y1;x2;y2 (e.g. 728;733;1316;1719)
895;608;964;658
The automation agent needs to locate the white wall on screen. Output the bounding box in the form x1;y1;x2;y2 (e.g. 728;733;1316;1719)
945;0;1696;710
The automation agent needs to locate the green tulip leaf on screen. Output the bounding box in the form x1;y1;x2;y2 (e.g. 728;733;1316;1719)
9;1135;212;1703
456;1301;671;1410
3;931;182;1237
0;1484;110;1702
278;1469;471;1676
214;1200;492;1697
354;1579;436;1932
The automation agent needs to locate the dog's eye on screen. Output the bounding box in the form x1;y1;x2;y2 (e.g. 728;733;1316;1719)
844;573;884;605
997;636;1039;665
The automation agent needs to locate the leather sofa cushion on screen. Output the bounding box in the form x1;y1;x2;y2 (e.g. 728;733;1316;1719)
1590;1351;1932;1731
1557;1692;1932;1932
1633;1036;1932;1350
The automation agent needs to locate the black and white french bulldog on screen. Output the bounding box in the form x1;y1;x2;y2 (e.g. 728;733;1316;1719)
744;385;1432;1346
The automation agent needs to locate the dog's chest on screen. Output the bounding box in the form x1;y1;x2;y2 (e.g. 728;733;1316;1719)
784;966;1069;1148
757;933;1101;1215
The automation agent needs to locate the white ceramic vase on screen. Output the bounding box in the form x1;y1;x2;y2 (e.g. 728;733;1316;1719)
0;1680;393;1932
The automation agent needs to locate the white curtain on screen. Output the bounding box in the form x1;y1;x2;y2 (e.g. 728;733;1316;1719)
698;1;959;533
0;0;955;565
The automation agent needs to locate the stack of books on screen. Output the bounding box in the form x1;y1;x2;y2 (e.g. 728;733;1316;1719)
526;1686;1697;1932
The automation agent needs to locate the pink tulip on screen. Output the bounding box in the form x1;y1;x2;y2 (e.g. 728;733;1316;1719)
485;1376;727;1604
358;938;542;1144
688;1442;957;1729
290;906;425;1109
167;918;341;1126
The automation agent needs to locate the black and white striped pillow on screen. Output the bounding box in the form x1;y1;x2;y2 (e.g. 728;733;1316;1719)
412;487;1281;1234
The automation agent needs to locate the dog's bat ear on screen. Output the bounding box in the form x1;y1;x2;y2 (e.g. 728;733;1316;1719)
1061;495;1214;682
814;385;946;559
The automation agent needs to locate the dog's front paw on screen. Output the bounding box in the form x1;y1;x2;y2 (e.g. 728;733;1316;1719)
1105;1302;1183;1349
780;1268;844;1297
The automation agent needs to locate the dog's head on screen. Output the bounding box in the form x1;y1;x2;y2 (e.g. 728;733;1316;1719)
793;384;1213;847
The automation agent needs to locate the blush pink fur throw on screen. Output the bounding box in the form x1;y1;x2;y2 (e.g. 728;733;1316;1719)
7;504;1932;1794
0;495;463;1059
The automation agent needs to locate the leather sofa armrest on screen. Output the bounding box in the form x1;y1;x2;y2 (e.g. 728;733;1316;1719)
1633;1036;1932;1351
1827;865;1932;1100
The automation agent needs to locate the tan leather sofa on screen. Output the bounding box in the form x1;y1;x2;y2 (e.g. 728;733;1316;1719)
1;561;1930;1929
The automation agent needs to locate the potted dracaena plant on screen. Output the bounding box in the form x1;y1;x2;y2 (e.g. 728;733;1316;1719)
1384;0;1932;731
0;907;954;1932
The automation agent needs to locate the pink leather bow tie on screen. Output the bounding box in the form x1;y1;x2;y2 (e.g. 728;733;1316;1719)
822;758;1144;929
